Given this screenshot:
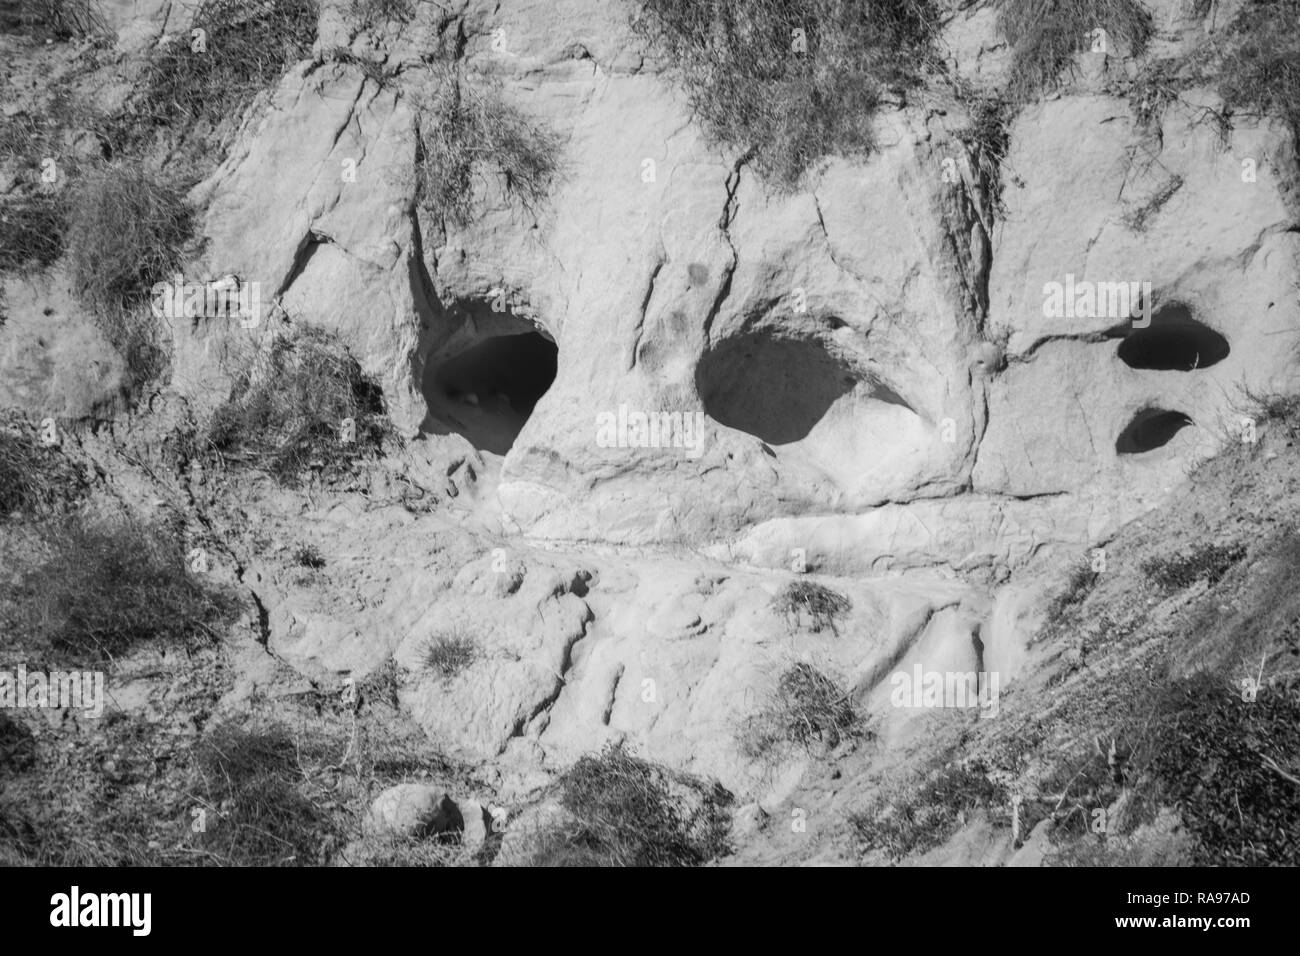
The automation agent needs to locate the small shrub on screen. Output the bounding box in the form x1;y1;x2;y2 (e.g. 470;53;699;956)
533;743;732;867
415;66;563;226
850;761;1006;860
1145;672;1300;865
998;0;1153;103
195;723;331;866
742;662;859;758
0;417;88;517
202;327;391;485
293;544;326;568
632;0;940;188
420;632;476;679
0;195;66;273
1;514;237;664
1142;542;1246;592
772;579;851;633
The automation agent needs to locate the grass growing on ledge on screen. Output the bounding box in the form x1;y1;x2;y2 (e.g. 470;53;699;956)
631;0;940;188
997;0;1153;103
415;66;563;227
420;632;477;680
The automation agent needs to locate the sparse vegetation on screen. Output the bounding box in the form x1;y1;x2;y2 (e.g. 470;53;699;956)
0;514;237;664
1216;0;1300;137
1142;542;1246;592
195;723;332;866
998;0;1153;103
530;743;732;866
0;195;66;273
415;66;563;226
202;326;391;486
631;0;940;187
0;417;88;517
1239;385;1300;440
127;0;317;142
742;662;860;758
772;579;851;633
348;0;413;28
1042;558;1099;625
1144;671;1300;865
62;164;194;386
293;544;326;568
1;0;113;40
420;632;477;680
850;761;1007;860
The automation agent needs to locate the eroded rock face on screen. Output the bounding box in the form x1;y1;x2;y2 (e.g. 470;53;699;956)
6;0;1298;811
177;0;1298;574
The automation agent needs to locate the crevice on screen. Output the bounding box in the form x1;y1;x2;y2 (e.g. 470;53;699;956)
602;664;625;726
630;257;664;371
702;159;743;347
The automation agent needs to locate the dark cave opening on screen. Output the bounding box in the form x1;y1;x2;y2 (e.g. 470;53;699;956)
1116;304;1229;371
422;328;557;455
695;332;861;445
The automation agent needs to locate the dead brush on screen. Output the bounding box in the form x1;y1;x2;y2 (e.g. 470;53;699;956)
530;742;732;867
772;579;852;634
194;722;333;866
741;662;860;758
201;326;390;486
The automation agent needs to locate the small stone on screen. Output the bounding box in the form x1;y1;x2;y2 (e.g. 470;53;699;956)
366;784;462;839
